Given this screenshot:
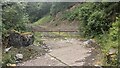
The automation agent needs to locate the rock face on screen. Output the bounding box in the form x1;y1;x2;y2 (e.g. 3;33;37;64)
8;30;34;47
15;54;23;61
4;46;12;53
83;39;96;47
106;48;117;64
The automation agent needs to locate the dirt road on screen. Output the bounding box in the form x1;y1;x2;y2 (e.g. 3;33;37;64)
17;36;98;66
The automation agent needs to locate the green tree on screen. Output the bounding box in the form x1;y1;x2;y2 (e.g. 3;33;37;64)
2;2;29;37
25;2;52;22
50;2;75;16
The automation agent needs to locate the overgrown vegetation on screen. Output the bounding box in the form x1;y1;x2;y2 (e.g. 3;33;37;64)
96;18;119;65
33;15;53;26
2;46;46;67
2;2;75;35
33;32;43;46
2;2;29;38
50;2;75;16
25;2;52;22
62;2;120;65
2;2;76;66
1;2;120;66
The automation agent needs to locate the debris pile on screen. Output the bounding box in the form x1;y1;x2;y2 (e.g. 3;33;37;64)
8;30;34;47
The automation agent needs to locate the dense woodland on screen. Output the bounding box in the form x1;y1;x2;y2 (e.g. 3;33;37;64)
1;2;120;66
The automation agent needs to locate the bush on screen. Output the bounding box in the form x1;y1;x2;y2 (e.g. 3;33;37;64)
96;17;119;65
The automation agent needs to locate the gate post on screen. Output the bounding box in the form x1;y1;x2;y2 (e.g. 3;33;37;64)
58;28;60;35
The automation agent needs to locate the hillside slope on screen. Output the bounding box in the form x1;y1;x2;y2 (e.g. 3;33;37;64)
32;3;80;31
32;2;120;66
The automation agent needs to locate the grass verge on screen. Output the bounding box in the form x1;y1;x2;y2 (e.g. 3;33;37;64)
33;15;53;26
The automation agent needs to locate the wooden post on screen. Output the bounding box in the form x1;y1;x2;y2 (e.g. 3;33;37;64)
58;28;60;35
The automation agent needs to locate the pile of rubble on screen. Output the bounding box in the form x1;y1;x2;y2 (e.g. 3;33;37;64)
8;30;34;47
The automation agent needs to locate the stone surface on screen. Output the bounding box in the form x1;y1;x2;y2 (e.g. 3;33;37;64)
17;54;66;66
4;46;12;52
15;54;23;60
48;40;91;66
83;39;97;48
108;48;117;55
18;38;97;66
7;63;16;66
